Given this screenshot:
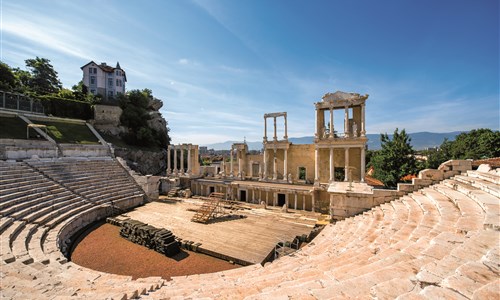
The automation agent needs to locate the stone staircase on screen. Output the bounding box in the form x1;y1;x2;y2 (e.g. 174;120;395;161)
1;161;498;299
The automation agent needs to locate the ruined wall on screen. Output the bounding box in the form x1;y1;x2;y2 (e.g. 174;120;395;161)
287;144;315;182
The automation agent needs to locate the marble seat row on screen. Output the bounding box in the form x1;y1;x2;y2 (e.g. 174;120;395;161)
1;159;161;299
2;161;498;299
142;167;499;299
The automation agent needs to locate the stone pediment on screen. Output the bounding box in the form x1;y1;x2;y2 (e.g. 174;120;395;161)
322;91;368;102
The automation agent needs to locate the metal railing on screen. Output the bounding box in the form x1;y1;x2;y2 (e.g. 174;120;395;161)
0;90;44;114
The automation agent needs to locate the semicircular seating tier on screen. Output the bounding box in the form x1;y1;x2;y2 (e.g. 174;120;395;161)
1;158;499;299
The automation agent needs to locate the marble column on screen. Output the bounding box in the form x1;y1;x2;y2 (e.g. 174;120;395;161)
314;147;319;183
329;147;334;182
294;193;298;210
264;116;267;141
238;151;242;177
173;145;178;175
180;144;184;174
329;107;334;138
230;147;234;177
167;145;171;174
273;117;277;141
361;103;366;137
263;149;267;179
361;146;366;182
187;144;192;174
284;113;288;140
344;106;349;137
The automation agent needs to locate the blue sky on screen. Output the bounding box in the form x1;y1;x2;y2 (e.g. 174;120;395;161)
1;0;498;144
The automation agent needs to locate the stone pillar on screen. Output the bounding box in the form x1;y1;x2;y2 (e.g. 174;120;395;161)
284;113;288;140
284;149;288;180
173;145;178;175
344;106;349;137
230;147;234;177
344;148;349;182
264;116;267;141
302;194;306;211
311;191;315;212
263;149;267;179
314;147;319;183
273;117;277;141
273;192;277;206
329;107;334;138
238;150;242;178
329;147;334;182
361;146;366;183
167;145;172;174
180;144;184;174
294;193;297;210
361;103;366;137
187;144;192;174
273;149;277;180
315;107;319;138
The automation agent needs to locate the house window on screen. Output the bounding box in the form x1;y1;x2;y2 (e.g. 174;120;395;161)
298;167;306;180
108;78;113;87
89;67;96;74
108;91;113;97
90;89;96;95
116;79;122;87
115;70;120;76
90;76;96;85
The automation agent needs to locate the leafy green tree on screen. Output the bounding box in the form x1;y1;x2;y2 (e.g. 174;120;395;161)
370;128;418;188
24;57;61;95
425;129;499;168
119;89;170;148
0;61;18;91
449;129;500;159
12;68;31;93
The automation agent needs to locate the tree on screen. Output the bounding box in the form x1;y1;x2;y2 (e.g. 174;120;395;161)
370;128;418;188
425;129;500;168
24;57;61;95
0;61;17;91
449;129;500;160
118;89;170;148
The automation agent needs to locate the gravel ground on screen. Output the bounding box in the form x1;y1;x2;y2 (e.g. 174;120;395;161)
70;223;240;280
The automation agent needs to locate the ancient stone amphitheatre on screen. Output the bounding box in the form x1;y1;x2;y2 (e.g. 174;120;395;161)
1;91;499;299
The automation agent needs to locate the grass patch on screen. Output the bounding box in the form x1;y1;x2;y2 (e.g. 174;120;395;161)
34;120;99;144
0;116;45;140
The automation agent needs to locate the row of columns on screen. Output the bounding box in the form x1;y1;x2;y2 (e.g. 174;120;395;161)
262;148;288;181
314;146;366;183
264;113;288;142
193;181;316;211
316;104;366;139
167;144;193;175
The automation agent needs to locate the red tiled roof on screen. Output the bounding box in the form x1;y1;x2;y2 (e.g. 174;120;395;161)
472;157;500;168
365;175;384;187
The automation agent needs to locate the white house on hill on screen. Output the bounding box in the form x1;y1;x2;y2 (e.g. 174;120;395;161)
81;61;126;100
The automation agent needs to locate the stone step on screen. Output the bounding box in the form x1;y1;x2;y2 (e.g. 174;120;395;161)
0;220;26;263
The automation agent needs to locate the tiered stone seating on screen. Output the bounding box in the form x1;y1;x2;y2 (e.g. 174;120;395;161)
1;159;162;299
26;158;144;209
1;161;498;299
140;166;499;299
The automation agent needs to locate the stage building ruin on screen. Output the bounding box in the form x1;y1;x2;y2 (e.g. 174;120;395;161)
168;91;443;220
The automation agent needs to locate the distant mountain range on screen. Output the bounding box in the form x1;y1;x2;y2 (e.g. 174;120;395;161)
202;131;464;151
